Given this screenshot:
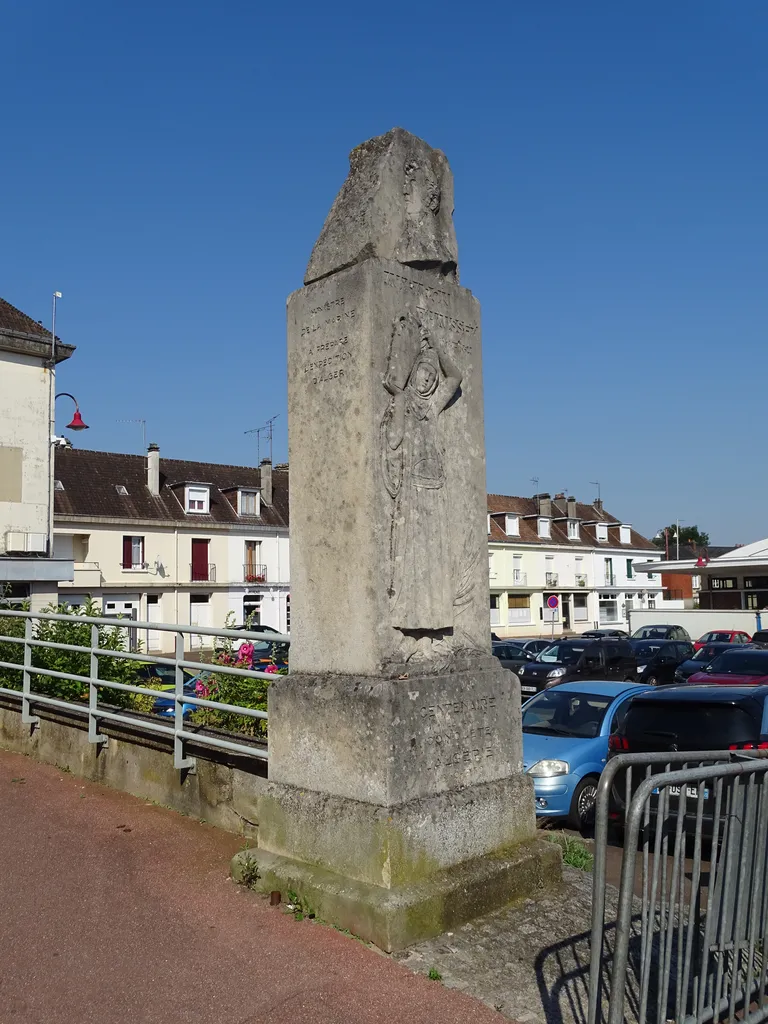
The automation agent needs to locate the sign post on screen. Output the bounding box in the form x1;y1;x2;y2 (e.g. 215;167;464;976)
547;594;559;641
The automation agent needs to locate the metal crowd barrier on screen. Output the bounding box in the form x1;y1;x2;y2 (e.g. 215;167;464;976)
0;609;289;770
589;750;768;1024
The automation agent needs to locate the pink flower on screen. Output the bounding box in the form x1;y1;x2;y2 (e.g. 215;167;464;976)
264;663;278;674
195;681;210;699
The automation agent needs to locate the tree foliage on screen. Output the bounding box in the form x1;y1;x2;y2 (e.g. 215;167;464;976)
653;524;710;550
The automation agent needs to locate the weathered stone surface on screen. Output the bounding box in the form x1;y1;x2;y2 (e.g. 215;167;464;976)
305;128;458;285
232;837;561;953
287;258;488;676
268;661;523;805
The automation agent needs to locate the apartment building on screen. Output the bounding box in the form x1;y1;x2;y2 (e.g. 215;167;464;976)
488;492;663;638
53;446;289;651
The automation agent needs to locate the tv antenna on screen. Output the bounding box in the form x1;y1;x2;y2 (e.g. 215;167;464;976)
117;418;147;451
245;414;280;464
590;480;602;502
530;476;540;492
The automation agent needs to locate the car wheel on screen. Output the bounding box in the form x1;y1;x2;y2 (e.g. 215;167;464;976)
568;775;599;831
645;675;658;686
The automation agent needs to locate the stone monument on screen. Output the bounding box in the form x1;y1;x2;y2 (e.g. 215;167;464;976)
233;128;560;950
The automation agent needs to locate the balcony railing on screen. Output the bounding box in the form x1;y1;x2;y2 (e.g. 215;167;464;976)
511;570;528;586
575;573;588;588
604;573;616;586
243;564;267;584
190;563;216;583
545;572;559;587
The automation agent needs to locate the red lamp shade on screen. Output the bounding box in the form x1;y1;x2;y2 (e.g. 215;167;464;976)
66;409;89;431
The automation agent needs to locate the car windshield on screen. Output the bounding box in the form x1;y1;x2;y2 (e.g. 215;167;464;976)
537;643;587;665
707;652;768;676
523;689;612;738
631;641;666;658
633;627;671;639
693;645;728;663
703;632;733;643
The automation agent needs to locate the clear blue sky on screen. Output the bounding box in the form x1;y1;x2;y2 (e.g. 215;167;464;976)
4;2;766;544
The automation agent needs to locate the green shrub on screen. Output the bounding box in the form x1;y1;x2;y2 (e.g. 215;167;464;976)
0;600;27;691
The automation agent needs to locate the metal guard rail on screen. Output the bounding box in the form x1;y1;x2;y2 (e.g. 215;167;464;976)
0;609;289;770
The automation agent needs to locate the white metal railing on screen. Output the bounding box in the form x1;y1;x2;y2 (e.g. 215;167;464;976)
0;609;288;771
545;572;558;587
511;570;528;585
575;573;588;587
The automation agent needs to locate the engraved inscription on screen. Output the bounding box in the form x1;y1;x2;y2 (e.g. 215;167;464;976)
418;694;500;771
383;268;451;307
297;298;357;386
300;307;356;337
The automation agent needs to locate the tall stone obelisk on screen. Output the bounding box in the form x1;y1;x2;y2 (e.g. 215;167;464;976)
234;128;560;950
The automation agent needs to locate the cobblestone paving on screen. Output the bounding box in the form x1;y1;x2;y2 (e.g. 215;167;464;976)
395;867;636;1024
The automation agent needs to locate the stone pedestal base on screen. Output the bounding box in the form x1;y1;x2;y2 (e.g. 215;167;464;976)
232;833;561;952
230;663;562;950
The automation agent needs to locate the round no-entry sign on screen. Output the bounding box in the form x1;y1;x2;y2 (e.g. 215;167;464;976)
547;595;559;610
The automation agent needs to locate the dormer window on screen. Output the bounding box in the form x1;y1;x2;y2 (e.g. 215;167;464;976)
620;525;631;545
505;514;519;537
538;517;551;539
596;523;608;543
185;486;209;514
239;489;260;516
567;519;580;540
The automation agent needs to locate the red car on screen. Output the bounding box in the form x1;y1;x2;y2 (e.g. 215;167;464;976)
688;648;768;686
693;629;752;652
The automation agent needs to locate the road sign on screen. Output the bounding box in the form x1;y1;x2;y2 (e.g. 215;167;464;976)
547;595;559;610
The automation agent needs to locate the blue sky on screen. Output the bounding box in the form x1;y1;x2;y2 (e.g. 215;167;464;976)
4;2;766;544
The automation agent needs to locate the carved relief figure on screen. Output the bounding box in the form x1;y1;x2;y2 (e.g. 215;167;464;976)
381;314;462;641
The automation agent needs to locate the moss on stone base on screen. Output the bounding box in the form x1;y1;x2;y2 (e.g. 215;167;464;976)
232;837;562;952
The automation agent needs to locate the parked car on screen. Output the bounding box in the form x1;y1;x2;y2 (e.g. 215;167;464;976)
751;631;768;646
492;642;539;672
607;684;768;834
581;629;630;639
522;680;653;830
693;629;751;651
628;639;695;686
631;624;691;641
152;670;210;717
516;638;637;697
674;642;737;683
686;647;768;686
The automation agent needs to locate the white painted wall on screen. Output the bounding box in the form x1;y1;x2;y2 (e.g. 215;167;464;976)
0;351;51;547
629;608;763;638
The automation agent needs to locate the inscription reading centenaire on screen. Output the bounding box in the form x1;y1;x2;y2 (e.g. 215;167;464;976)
419;695;499;771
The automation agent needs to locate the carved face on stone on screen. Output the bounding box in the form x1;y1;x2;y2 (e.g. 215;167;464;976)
414;361;438;396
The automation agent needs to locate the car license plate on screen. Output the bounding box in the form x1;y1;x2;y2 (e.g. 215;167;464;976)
521;685;537;693
653;785;709;799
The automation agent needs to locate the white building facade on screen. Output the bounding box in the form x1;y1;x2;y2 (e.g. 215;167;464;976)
488;493;663;638
53;446;289;652
0;297;75;606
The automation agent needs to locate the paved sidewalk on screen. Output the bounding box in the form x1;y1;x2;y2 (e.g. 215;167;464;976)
0;749;502;1024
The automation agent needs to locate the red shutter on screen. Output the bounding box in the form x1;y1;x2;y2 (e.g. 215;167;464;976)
122;536;133;569
191;539;209;581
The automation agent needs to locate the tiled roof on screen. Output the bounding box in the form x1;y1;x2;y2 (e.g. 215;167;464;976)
53;449;289;529
0;297;55;340
487;493;657;551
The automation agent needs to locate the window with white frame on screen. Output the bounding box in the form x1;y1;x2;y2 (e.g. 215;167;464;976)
122;535;145;570
185;486;209;513
596;523;608;543
505;514;519;537
648;594;656;609
538;517;551;539
239;489;260;516
573;594;589;621
599;593;619;622
507;594;531;624
567;519;579;540
490;594;500;625
620;525;631;544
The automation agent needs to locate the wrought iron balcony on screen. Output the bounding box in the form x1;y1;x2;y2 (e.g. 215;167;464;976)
575;573;588;587
243;563;267;584
604;573;616;586
190;563;216;583
545;572;559;587
511;570;528;585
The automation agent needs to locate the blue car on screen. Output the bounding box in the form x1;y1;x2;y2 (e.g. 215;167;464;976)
151;670;208;718
522;680;653;830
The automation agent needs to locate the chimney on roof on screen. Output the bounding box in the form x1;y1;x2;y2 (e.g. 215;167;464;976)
260;458;273;506
147;443;160;496
554;492;565;500
536;493;552;517
593;497;603;514
567;497;577;519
